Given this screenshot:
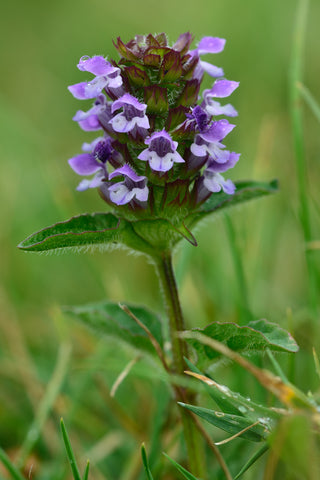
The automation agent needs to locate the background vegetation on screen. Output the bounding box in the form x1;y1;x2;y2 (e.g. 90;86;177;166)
0;0;319;478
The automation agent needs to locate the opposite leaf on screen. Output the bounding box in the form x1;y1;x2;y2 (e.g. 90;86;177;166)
63;301;163;357
18;212;153;255
187;179;278;229
185;318;298;368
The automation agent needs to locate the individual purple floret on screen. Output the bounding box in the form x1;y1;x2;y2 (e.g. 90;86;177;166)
72;94;113;131
68;56;123;100
109;93;150;133
138;130;185;172
203;170;235;194
190;36;226;80
205;152;240;173
187;105;210;133
202;79;239;117
108;165;149;205
191;119;236;164
68;137;113;191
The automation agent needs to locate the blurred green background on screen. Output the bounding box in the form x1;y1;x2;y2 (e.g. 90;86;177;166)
1;0;320;478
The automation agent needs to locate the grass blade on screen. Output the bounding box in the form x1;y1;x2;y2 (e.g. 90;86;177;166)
0;447;25;480
163;453;199;480
289;0;318;313
141;444;154;480
16;342;72;468
297;82;320;123
82;460;90;480
60;419;82;480
224;214;251;324
234;443;269;479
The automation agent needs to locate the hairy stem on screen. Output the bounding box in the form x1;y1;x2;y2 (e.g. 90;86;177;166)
155;251;205;478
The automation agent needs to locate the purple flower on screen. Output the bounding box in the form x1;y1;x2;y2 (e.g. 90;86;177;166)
202;80;239;117
189;36;226;81
68;56;123;100
138;130;185;172
72;94;113;131
187;105;210;133
197;37;226;55
203;170;235;195
190;119;236;163
68;137;113;191
109;93;150;133
108;165;149;205
205;152;240;173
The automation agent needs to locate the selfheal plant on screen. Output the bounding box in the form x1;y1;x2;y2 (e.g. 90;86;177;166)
19;33;282;478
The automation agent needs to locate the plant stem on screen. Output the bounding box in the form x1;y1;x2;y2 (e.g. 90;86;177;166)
289;0;318;315
155;251;205;478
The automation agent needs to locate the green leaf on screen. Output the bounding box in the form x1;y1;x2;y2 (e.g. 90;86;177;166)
163;453;199;480
184;358;280;421
18;212;153;254
82;461;90;480
234;443;269;479
60;419;82;480
141;444;154;480
178;403;268;442
187;179;278;228
0;447;25;480
63;301;163;357
185;319;298;368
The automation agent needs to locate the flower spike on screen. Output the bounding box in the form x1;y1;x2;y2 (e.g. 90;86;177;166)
68;31;240;215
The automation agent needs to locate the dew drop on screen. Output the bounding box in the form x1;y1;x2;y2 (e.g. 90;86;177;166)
238;405;248;414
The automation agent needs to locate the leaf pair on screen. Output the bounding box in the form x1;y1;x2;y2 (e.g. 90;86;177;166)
18;180;278;255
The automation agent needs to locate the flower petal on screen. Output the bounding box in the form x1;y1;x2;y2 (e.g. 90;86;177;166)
68;153;101;175
201;120;236;142
200;60;224;78
208;80;239;98
109;164;146;182
77;55;114;75
197;37;226;54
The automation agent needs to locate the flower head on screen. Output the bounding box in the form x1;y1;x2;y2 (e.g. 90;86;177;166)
68;32;240;212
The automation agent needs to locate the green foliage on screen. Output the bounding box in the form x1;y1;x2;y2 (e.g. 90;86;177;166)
17;212;153;255
63;302;164;357
18;181;278;255
60;419;82;480
185;318;298;368
234;444;269;479
82;461;90;480
163;453;199;480
179;403;269;442
187;179;278;228
266;414;320;478
184;358;281;421
0;447;25;480
141;444;154;480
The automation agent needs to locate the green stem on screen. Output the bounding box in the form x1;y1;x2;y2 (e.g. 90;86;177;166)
289;0;318;315
155;251;205;478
